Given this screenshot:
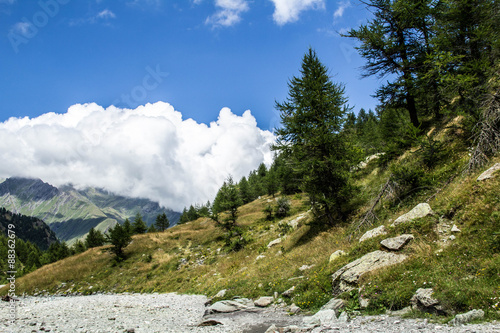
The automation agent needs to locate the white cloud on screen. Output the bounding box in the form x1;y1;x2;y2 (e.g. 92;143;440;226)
96;9;116;19
269;0;324;25
0;102;275;211
333;0;351;19
11;22;34;37
206;0;249;28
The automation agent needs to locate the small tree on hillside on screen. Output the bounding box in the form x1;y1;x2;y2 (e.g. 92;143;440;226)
85;227;106;248
155;212;170;232
106;223;132;260
123;218;133;235
132;213;147;234
211;176;246;250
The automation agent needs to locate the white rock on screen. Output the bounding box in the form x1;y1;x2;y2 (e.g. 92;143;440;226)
391;203;434;227
303;309;337;326
299;264;315;271
256;255;266;260
449;309;484;326
267;238;282;248
214;289;226;298
451;224;461;233
254;296;274;307
477;163;500;181
380;234;414;251
329;250;346;263
359;225;388;242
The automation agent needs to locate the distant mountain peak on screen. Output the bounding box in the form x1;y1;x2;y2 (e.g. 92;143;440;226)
0;177;60;201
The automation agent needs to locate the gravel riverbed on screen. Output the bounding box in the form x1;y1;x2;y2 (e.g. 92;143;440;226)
1;294;499;333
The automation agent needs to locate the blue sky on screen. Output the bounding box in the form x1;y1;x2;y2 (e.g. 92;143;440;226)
0;0;381;210
1;0;378;129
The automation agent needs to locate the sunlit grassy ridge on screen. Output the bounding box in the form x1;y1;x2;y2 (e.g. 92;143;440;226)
2;122;499;322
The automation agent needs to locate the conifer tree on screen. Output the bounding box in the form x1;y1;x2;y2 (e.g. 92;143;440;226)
132;213;147;234
154;212;170;232
85;227;106;248
274;48;356;225
105;223;132;260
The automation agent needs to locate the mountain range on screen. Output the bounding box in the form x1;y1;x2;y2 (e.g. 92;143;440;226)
0;177;180;244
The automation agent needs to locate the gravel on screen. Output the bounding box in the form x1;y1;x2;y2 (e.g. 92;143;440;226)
1;294;499;333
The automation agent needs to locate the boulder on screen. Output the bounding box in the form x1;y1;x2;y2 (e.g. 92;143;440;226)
320;298;345;316
477;163;500;181
359;225;388;243
214;289;227;298
451;224;461;233
302;309;337;326
207;298;253;314
391;203;433;227
332;251;408;295
410;288;445;314
329;250;346;263
254;296;274;307
268;238;282;248
449;309;484;326
380;234;414;251
289;303;301;314
287;211;310;229
282;286;295;298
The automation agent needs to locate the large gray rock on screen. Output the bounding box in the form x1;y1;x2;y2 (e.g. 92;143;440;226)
302;309;337;326
449;309;485;326
320;298;345;316
391;203;433;227
410;288;445;314
380;234;414;251
332;251;408;295
207;298;253;314
254;296;274;307
477;163;500;181
267;238;282;248
359;225;388;242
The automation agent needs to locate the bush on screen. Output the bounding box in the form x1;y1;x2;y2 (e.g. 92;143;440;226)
276;196;291;218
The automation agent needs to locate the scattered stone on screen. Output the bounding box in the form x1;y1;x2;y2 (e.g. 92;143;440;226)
359;296;370;308
303;309;337;326
329;250;346;263
391;203;434;227
449;235;456;240
410;288;446;315
451;225;461;233
282;286;295;298
289;304;301;314
214;289;227;298
338;311;350;323
255;296;274;307
198;319;223;327
360;225;388;242
477;163;500;181
356;153;384;170
449;309;485;326
320;298;345;315
332;251;408;295
299;264;315;271
268;238;282;248
287;211;310;229
288;276;305;281
256;255;266;260
380;234;414;251
390;306;412;317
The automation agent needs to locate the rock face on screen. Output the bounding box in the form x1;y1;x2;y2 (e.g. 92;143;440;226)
449;309;485;326
391;203;434;227
477;163;500;181
329;250;346;262
410;288;445;314
359;225;388;242
332;250;408;295
380;234;414;251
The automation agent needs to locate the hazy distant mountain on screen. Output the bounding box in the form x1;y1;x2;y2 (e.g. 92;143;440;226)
0;178;180;243
0;207;58;251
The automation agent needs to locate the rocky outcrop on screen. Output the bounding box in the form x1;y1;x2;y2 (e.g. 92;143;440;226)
254;297;274;307
380;234;414;251
410;288;446;315
268;238;282;248
449;309;484;326
206;298;254;314
359;225;387;242
302;309;337;326
332;250;408;295
391;203;434;227
477;163;500;181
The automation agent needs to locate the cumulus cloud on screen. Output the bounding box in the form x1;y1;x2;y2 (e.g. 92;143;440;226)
0;102;275;211
206;0;249;28
269;0;324;25
333;0;351;19
96;9;116;19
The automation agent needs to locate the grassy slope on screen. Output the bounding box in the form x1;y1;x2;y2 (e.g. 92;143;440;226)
2;123;499;322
